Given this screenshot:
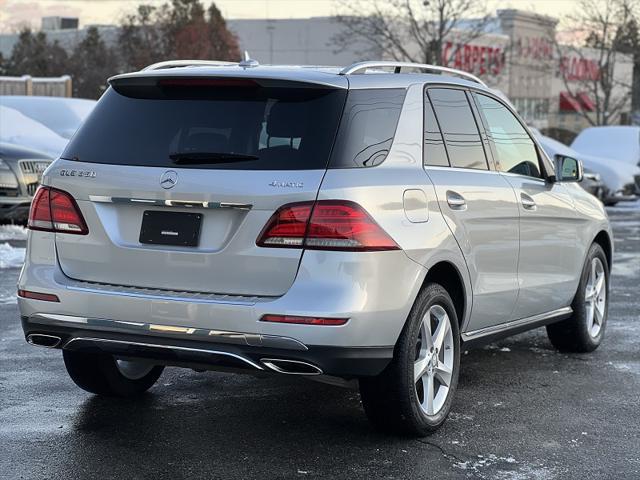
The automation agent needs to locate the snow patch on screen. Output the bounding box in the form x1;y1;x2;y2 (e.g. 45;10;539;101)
0;225;28;241
607;199;640;212
612;252;640;279
454;455;555;479
0;242;25;269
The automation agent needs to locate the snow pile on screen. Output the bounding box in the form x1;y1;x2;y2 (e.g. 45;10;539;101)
0;242;25;269
0;225;28;241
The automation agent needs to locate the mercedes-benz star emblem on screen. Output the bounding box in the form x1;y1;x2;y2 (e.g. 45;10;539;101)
160;170;178;189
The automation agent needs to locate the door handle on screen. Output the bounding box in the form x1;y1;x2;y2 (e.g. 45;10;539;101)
446;191;467;210
521;193;536;210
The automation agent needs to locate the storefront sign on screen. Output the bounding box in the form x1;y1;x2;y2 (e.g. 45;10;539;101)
441;41;505;76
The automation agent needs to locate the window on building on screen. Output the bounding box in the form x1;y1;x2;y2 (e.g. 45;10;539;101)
423;94;449;167
428;88;488;170
475;93;542;178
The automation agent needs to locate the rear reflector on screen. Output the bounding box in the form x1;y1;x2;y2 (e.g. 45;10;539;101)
261;314;349;326
28;186;88;235
17;290;60;302
256;200;399;251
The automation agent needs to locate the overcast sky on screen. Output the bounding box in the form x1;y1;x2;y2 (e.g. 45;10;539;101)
0;0;583;33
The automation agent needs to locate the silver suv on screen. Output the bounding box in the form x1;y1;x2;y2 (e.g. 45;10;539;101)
18;61;613;436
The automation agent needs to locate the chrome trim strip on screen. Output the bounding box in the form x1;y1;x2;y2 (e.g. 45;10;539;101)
64;283;267;306
89;195;252;210
64;337;264;370
461;307;573;342
30;313;308;351
261;358;323;376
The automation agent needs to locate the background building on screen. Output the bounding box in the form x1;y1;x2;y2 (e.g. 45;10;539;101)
0;10;633;139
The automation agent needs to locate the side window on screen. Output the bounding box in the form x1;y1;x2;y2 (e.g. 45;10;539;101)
428;88;488;170
423;95;449;167
475;94;542;178
330;88;405;168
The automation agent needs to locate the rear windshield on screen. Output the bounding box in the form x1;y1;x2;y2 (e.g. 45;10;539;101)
62;81;347;170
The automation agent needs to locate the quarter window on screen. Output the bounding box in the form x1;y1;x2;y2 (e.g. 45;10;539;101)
475;94;542;178
423;95;449;167
428;88;488;170
330;88;406;168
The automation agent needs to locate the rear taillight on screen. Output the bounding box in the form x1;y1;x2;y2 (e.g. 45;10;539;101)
28;186;88;235
256;200;399;251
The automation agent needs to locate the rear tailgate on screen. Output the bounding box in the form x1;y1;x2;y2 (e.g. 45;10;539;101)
50;74;347;297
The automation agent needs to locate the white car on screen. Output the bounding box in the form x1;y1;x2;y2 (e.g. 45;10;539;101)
0;96;96;140
0;105;68;158
535;131;639;205
572;126;640;167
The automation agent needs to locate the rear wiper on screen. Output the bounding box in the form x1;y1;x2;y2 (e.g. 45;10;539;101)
169;151;258;164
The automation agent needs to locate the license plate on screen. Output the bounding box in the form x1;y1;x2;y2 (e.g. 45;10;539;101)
139;211;202;247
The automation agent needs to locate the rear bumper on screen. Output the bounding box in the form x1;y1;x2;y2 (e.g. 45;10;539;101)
18;230;427;373
21;314;393;378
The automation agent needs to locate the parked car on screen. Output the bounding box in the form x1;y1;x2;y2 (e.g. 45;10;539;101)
535;131;639;206
581;169;605;200
0;105;67;158
0;96;96;139
572;126;640;167
0;143;52;222
19;60;613;436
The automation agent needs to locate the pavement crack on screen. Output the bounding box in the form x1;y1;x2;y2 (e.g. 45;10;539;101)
415;438;466;465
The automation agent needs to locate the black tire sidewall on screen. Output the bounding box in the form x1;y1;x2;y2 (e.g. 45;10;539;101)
572;243;610;348
398;284;461;430
63;350;163;397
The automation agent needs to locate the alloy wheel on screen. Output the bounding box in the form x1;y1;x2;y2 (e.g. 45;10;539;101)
414;304;455;416
116;358;155;380
584;257;606;338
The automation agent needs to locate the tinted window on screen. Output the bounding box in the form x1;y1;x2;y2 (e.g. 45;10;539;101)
423;95;449;167
330;89;405;168
62;84;346;170
475;94;542;178
428;88;487;170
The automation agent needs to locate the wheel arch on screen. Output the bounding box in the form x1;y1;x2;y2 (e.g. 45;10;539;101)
420;261;467;327
593;230;613;271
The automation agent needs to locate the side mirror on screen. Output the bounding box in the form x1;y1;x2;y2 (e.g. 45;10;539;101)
553;155;583;183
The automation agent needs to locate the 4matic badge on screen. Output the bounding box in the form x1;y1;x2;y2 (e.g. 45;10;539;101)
268;180;304;188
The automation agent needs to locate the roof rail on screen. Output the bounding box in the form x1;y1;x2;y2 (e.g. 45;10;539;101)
142;60;238;71
339;61;487;87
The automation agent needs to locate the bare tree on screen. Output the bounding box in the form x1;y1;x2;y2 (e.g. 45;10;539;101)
333;0;491;66
557;0;638;126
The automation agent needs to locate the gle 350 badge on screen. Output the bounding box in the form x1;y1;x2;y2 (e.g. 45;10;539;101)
59;169;97;178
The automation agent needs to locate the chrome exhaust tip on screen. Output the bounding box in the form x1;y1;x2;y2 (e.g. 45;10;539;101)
261;358;323;376
26;334;62;349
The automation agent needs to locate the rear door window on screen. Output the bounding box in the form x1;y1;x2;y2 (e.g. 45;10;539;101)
428;88;488;170
62;81;347;170
329;89;405;168
474;93;542;178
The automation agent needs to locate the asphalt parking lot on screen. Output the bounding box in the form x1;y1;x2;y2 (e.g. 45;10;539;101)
1;203;639;480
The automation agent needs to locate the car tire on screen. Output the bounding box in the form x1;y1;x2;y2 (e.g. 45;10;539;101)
546;243;609;353
359;283;460;436
63;350;164;397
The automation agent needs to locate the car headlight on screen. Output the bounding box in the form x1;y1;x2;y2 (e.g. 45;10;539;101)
0;170;19;189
